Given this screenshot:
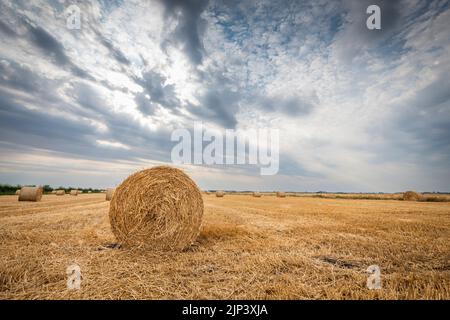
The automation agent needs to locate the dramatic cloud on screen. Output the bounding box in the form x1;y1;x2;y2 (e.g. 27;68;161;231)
95;30;131;66
26;20;71;66
0;0;449;191
0;20;16;37
190;88;241;128
161;0;209;65
136;70;181;111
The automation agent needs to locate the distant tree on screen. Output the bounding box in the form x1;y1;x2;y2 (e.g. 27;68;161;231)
0;184;22;195
0;184;107;195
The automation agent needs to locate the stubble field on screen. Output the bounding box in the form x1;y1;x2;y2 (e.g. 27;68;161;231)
0;193;449;299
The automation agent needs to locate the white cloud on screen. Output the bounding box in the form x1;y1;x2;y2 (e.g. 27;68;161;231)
96;139;130;150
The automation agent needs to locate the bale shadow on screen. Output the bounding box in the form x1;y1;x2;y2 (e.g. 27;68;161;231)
195;223;248;246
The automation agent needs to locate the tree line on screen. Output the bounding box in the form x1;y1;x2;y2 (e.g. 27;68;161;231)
0;184;103;195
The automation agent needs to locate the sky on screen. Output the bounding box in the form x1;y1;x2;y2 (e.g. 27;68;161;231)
0;0;449;192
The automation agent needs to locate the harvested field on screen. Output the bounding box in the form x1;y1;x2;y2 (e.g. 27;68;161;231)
0;194;449;299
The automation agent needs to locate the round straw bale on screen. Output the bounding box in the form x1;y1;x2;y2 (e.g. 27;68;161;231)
276;192;286;198
15;189;20;195
109;166;204;250
77;190;83;194
70;190;78;196
88;191;92;193
253;192;262;197
56;190;65;196
18;186;43;202
105;188;115;201
403;191;421;201
216;191;225;197
51;190;57;194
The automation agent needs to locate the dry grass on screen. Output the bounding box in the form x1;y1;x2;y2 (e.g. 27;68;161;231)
0;193;449;299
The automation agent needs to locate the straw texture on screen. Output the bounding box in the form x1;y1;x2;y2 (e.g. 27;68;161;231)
109;166;204;251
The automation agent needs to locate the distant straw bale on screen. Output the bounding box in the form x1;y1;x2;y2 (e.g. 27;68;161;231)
403;191;421;201
18;186;43;202
216;191;225;197
106;188;115;201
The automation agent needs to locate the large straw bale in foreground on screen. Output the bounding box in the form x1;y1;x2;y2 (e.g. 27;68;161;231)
216;191;225;197
403;191;421;201
109;166;204;250
18;186;43;202
105;188;115;201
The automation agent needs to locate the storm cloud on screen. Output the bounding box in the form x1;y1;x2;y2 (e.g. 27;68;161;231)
160;0;209;65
